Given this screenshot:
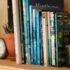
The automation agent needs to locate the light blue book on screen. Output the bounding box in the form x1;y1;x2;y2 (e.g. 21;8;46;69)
33;9;37;64
29;5;34;64
22;0;31;64
36;10;41;65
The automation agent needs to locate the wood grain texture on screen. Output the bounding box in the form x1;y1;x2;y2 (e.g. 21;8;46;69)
0;59;70;70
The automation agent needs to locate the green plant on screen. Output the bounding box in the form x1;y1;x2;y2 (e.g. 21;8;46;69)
3;23;14;33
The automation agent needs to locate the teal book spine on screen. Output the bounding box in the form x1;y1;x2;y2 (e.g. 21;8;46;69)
36;10;41;65
29;5;34;64
55;13;66;67
33;9;37;64
55;14;59;67
22;0;31;64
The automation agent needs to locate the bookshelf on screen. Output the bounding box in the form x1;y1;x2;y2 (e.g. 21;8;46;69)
0;59;70;70
0;0;70;70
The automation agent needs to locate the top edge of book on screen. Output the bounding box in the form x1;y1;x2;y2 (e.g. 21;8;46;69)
29;0;64;11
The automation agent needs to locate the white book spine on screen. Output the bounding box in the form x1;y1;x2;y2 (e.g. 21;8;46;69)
47;12;51;65
12;0;22;64
50;12;55;66
42;12;48;66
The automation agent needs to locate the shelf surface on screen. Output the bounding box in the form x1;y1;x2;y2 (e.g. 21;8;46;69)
0;59;70;70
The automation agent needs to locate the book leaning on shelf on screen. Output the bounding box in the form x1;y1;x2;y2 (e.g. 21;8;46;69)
12;0;22;64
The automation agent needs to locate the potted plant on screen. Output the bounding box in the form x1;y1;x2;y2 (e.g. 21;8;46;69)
1;23;15;61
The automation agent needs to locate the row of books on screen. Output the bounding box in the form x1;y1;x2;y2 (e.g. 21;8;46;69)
11;0;70;67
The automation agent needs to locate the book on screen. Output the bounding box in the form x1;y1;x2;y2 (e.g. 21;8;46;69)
50;12;55;66
36;10;41;65
54;13;70;67
29;5;34;64
40;13;44;65
18;0;25;63
47;12;52;66
29;0;64;11
22;0;31;64
62;14;70;67
33;9;37;64
12;0;22;64
42;12;48;66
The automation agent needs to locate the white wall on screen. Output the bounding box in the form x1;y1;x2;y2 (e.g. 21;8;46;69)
0;0;8;36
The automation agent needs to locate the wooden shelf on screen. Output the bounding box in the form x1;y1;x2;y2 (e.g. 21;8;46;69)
0;59;70;70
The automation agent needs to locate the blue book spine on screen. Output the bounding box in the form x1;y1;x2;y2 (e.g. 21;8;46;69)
39;13;44;65
29;5;34;64
55;14;59;67
36;11;41;65
33;9;37;64
22;0;31;64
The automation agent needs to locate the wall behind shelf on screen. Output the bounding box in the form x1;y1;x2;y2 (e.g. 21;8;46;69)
0;0;8;36
0;0;70;36
64;0;70;11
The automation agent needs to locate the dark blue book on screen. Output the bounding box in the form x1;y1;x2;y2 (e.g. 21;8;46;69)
29;0;64;11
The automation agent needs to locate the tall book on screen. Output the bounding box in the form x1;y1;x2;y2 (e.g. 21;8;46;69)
29;5;34;64
50;12;55;66
22;0;31;64
33;9;37;64
18;0;25;63
12;0;22;64
47;12;52;66
36;10;41;65
54;13;69;67
62;14;70;67
42;12;48;66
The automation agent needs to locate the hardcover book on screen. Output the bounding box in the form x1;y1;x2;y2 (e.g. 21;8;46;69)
36;10;41;65
47;12;52;66
33;9;37;64
42;12;48;66
54;13;70;67
22;0;31;64
29;0;64;11
50;12;55;66
12;0;22;64
29;5;34;64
